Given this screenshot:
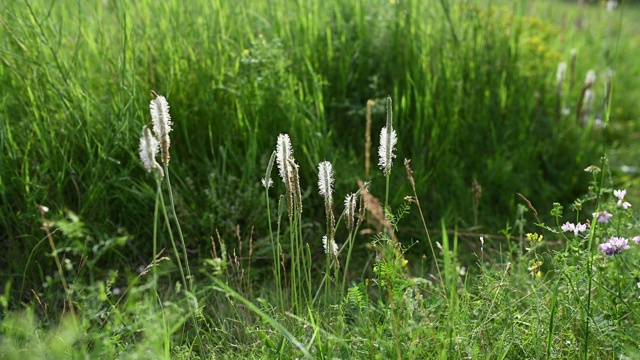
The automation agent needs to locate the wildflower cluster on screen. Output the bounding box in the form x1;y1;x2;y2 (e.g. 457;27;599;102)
599;237;630;256
560;189;640;256
561;222;587;236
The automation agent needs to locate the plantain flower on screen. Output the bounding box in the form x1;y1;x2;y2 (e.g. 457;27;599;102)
378;96;397;176
139;125;164;179
276;134;294;182
322;235;338;257
317;161;334;201
150;95;173;166
344;193;357;231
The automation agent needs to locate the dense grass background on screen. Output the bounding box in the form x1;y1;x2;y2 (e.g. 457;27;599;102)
1;0;639;358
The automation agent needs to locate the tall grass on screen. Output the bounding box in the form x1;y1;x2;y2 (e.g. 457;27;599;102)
1;0;638;358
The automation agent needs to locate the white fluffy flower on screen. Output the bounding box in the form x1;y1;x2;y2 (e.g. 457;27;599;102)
378;125;398;174
378;96;397;176
322;235;338;257
150;95;172;166
318;161;334;200
139;125;163;178
276;134;294;182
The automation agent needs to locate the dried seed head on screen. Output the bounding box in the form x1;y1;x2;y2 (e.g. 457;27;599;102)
262;151;276;188
289;158;303;215
150;94;172;167
345;193;357;231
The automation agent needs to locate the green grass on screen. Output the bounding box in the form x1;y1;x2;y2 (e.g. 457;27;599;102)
1;0;640;358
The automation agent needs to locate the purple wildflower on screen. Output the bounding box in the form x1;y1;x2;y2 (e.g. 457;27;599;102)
592;211;613;223
633;236;640;244
561;222;574;233
599;236;630;256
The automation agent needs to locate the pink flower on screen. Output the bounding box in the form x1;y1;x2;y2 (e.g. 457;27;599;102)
614;189;631;209
614;189;627;201
600;236;630;256
561;222;587;236
633;236;640;244
592;211;613;223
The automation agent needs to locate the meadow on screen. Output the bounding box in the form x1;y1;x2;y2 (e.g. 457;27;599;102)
1;0;640;358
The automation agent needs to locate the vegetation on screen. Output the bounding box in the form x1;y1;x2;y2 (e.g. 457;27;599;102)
1;0;639;358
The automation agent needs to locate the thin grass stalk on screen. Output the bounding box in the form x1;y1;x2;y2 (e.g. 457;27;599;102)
547;280;559;359
152;178;161;294
38;206;76;318
262;151;281;307
163;167;192;285
289;209;298;313
341;190;361;292
276;195;286;309
365;99;373;179
404;159;445;291
157;180;203;351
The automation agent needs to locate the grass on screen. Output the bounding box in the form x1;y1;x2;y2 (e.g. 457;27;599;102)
1;0;640;358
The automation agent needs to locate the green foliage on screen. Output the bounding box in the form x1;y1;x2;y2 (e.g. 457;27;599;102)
2;0;640;358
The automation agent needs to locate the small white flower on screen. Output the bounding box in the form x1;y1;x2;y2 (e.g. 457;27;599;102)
620;201;632;209
261;178;273;188
561;222;587;237
561;222;574;233
614;189;627;201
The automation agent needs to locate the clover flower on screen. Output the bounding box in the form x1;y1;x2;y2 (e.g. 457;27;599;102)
599;236;630;256
592;211;613;223
614;189;631;209
561;222;587;236
633;236;640;244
